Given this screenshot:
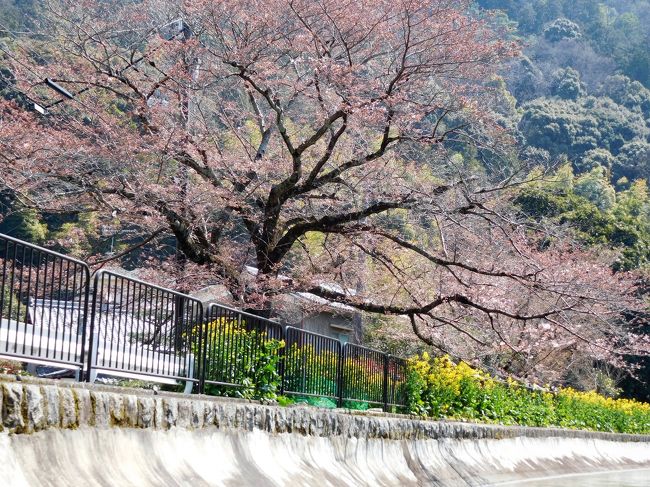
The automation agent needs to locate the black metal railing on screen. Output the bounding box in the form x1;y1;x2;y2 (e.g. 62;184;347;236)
282;326;342;402
0;234;90;371
340;343;386;408
87;270;203;387
0;232;409;411
201;303;283;394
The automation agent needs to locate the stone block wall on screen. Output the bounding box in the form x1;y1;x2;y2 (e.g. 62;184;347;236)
2;374;649;444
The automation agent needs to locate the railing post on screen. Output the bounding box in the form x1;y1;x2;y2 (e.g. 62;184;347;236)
382;354;390;412
198;306;209;395
173;295;186;353
84;271;101;382
77;264;91;383
337;342;346;408
278;325;286;396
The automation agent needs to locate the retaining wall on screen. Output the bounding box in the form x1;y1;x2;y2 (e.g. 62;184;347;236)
1;375;649;486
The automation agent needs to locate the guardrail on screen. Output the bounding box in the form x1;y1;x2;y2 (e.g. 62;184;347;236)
0;232;409;411
0;234;90;372
283;326;343;402
87;271;204;393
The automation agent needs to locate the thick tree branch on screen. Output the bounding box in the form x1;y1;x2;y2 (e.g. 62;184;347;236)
267;199;413;269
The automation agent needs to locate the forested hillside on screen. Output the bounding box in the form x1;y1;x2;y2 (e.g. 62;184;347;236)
0;0;648;399
481;0;650;87
484;1;650;399
479;0;650;273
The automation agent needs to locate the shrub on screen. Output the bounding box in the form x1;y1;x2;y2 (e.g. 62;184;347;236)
405;354;650;434
198;319;284;401
283;343;339;398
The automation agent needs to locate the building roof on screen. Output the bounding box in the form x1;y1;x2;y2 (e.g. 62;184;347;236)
244;266;357;315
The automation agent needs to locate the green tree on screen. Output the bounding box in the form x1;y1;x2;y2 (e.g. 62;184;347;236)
516;169;650;271
614;141;650;184
574;167;616;211
551;67;585;100
576;148;616;174
519;96;648;164
543;18;582;42
596;75;650;118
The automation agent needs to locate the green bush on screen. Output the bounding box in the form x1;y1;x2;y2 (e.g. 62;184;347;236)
405;353;650;434
282;343;339;398
198;319;284;401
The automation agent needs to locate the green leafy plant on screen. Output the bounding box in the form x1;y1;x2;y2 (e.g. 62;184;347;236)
283;343;339;398
405;353;650;434
276;395;296;407
198;319;284;401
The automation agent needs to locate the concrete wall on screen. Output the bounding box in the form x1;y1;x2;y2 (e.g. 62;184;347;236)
273;292;360;344
290;311;358;344
1;375;649;486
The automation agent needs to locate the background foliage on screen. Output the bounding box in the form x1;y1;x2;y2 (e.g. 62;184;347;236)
0;0;648;400
406;353;650;434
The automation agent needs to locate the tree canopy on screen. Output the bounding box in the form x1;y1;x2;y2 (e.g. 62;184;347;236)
0;0;648;386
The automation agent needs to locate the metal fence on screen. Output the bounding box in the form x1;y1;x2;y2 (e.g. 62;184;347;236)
202;303;283;394
283;326;343;402
0;232;409;411
0;234;90;372
340;343;387;408
87;270;204;390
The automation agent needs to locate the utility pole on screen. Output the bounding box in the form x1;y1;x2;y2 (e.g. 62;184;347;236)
174;19;201;352
175;19;200;275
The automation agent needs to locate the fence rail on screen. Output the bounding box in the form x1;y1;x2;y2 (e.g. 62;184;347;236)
0;234;90;371
0;233;409;411
202;303;283;394
87;271;203;391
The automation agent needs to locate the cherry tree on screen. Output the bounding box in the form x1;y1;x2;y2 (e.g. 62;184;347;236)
0;0;646;378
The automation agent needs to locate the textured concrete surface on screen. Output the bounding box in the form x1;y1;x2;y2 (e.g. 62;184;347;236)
1;375;649;486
